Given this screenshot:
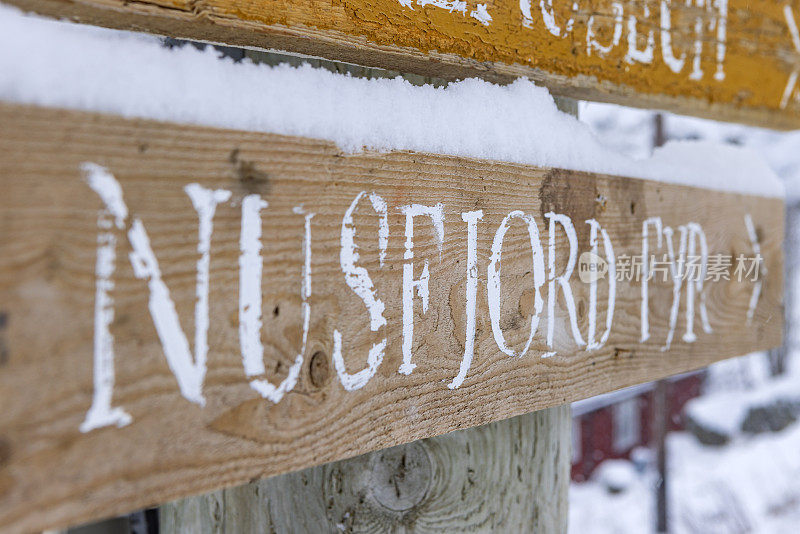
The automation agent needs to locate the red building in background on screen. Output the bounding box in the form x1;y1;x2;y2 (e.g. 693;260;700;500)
571;372;704;482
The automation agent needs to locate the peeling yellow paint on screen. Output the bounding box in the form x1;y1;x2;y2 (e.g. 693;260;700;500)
9;0;800;125
213;0;800;114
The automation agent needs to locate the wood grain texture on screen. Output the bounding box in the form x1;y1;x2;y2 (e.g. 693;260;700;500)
0;102;783;531
157;94;579;534
160;405;570;533
6;0;800;128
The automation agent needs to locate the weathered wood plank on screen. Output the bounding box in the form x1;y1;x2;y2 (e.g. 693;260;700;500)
0;102;783;531
158;94;580;534
160;405;571;533
6;0;800;128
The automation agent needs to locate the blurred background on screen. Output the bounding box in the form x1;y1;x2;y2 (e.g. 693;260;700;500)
569;103;800;534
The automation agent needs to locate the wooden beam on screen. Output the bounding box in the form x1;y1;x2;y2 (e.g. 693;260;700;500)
0;102;783;531
157;94;580;534
6;0;800;128
161;406;571;532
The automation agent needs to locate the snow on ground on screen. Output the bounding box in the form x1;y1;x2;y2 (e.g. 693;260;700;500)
570;353;800;534
570;424;800;534
683;352;800;442
702;351;774;395
0;5;783;197
686;365;800;440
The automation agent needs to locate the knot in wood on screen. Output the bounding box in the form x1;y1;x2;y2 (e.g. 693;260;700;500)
368;442;431;512
309;350;330;388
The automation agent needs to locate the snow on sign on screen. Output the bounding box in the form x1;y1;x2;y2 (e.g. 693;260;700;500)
0;102;783;531
7;0;800;128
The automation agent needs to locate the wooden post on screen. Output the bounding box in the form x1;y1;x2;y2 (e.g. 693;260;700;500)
160;406;571;533
159;96;578;534
768;199;798;376
653;380;669;533
652;113;669;533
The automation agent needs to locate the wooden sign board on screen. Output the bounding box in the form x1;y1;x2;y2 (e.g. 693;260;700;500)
0;102;783;531
7;0;800;128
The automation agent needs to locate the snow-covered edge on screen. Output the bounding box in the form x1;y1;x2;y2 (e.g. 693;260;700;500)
0;6;784;198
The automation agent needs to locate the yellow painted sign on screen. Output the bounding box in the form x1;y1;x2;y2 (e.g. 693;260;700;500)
7;0;800;127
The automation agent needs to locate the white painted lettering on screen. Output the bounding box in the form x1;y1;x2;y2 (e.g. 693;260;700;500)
488;211;547;358
585;219;616;350
546;212;585;348
449;210;483;389
238;197;313;403
399;204;444;375
81;163;230;431
640;216;663;342
333;192;389;391
625;2;654;64
660;0;686;73
587;2;624;56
